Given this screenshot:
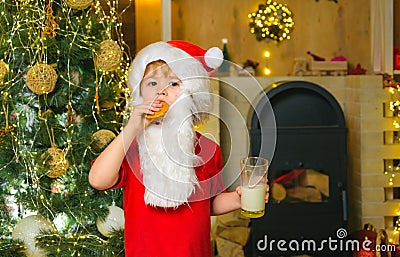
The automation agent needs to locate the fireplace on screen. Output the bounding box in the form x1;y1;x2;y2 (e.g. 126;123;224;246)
246;81;348;256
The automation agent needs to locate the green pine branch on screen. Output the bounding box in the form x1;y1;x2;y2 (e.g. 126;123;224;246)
0;0;131;255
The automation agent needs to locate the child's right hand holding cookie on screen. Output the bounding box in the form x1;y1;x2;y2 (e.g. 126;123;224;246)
146;101;169;119
129;100;165;132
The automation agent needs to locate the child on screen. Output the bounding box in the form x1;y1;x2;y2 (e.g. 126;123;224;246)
89;40;268;257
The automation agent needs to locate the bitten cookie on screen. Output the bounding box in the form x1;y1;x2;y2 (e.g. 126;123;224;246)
146;101;169;119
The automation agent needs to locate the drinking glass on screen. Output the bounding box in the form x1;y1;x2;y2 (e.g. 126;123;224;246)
240;157;268;218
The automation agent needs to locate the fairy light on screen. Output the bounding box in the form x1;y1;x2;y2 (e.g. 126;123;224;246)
395;215;400;233
383;74;400;129
263;50;272;75
248;0;294;43
389;174;395;186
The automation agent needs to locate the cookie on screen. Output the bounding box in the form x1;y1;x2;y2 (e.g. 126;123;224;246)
146;101;169;119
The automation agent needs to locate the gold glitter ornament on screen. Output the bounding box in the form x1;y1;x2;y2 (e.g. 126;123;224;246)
42;147;69;178
95;40;122;72
0;60;9;83
91;129;116;150
26;63;57;95
64;0;93;10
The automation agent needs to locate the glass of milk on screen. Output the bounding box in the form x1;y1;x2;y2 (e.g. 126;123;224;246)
240;157;268;218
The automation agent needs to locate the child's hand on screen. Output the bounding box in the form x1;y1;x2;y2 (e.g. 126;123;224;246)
235;182;270;203
129;100;163;131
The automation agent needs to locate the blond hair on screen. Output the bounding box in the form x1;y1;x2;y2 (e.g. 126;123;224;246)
143;60;170;78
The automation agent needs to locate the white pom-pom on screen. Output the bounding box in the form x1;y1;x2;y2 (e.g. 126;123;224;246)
204;47;223;69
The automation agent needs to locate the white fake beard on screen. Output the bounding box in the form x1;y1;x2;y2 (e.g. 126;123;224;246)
137;95;200;208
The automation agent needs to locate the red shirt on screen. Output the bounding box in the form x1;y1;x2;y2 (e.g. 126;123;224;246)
113;132;225;257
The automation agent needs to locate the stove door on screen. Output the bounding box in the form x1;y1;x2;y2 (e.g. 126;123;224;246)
247;81;348;257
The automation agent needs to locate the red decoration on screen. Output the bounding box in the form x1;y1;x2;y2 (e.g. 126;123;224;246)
307;51;325;61
272;169;305;184
349;64;367;75
351;228;377;257
394;47;400;70
382;73;400;89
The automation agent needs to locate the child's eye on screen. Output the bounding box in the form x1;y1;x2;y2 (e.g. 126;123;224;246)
148;81;157;87
168;81;180;87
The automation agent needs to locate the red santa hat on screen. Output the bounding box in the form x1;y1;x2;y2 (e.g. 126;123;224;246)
128;40;223;122
166;40;223;72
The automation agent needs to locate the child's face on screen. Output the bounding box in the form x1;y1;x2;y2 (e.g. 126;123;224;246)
140;61;181;106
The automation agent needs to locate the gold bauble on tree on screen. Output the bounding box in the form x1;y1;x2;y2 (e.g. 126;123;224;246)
95;40;122;72
64;0;93;10
26;63;57;95
42;147;69;178
91;129;116;150
0;60;9;83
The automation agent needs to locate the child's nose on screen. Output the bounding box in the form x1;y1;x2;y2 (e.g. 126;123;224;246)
156;88;168;96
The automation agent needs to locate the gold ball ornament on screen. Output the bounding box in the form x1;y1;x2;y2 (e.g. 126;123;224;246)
12;215;56;257
64;0;93;10
96;205;125;237
96;40;122;72
91;129;116;150
26;63;57;95
0;60;9;83
42;147;69;178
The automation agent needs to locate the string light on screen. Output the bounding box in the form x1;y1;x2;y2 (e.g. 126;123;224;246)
263;50;271;75
390;99;400;128
395;215;400;233
381;75;400;236
383;74;400;129
248;0;294;43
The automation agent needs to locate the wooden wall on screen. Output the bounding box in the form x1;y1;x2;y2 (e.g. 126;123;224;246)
135;0;162;51
135;0;372;76
119;1;136;57
395;0;400;49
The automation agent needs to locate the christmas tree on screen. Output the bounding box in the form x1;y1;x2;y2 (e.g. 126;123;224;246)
0;0;132;256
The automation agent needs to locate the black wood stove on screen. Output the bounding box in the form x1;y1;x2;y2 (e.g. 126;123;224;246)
246;81;348;257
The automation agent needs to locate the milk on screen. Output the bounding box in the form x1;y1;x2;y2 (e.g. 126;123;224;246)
241;185;266;212
240;157;268;218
